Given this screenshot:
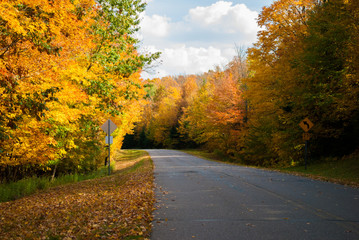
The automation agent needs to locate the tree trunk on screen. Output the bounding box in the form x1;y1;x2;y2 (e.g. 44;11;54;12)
51;164;57;182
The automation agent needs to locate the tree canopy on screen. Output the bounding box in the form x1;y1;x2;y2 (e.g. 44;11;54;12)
125;0;359;167
0;0;159;182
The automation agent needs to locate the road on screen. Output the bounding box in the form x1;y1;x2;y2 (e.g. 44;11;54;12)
147;149;359;240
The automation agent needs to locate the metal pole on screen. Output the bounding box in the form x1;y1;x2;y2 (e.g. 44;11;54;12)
305;140;308;170
108;121;111;175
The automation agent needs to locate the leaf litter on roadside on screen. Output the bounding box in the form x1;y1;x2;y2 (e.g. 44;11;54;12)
0;158;154;239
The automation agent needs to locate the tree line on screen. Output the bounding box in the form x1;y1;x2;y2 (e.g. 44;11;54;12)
124;0;359;167
0;0;159;182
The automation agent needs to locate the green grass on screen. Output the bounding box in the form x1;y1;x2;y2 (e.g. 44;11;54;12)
182;149;239;164
120;159;145;175
0;166;111;203
280;156;359;187
114;149;148;161
183;149;359;187
0;150;150;203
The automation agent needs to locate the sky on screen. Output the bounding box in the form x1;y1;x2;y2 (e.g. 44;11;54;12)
138;0;275;79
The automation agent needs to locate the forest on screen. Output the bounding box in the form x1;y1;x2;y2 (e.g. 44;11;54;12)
123;0;359;167
0;0;159;182
1;0;359;183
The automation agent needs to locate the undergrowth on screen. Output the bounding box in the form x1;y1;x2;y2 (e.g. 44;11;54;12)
0;166;111;202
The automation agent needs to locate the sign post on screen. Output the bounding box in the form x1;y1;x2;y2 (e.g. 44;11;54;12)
101;119;117;175
299;118;314;170
107;120;111;175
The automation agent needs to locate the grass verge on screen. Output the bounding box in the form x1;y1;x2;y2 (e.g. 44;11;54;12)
0;149;148;203
113;149;150;171
114;149;148;162
0;166;112;203
280;156;359;187
183;149;359;187
182;149;238;164
0;150;154;239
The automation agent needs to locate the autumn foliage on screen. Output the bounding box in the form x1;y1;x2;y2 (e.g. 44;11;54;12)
1;0;358;179
0;153;154;239
0;0;158;182
125;0;359;167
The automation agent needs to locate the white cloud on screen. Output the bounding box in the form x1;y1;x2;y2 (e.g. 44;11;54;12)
188;1;233;25
142;45;229;79
140;14;171;38
188;1;259;35
139;1;261;78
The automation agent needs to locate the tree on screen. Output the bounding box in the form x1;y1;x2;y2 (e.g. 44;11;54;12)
0;0;158;181
0;0;97;180
243;0;317;165
292;0;359;156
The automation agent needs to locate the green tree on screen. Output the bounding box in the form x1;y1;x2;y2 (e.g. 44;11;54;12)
293;0;359;156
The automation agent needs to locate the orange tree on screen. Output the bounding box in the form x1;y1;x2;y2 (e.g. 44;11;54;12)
0;0;159;182
244;0;359;166
243;0;317;166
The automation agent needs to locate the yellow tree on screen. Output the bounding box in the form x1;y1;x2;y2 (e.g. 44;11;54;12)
0;0;97;179
178;80;215;146
244;0;317;165
141;77;182;148
0;0;155;180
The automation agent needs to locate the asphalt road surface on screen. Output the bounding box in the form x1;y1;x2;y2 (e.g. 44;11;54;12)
147;149;359;240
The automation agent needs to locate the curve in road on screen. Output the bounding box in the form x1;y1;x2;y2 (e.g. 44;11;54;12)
148;149;359;240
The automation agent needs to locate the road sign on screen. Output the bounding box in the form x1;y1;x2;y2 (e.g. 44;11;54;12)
100;119;117;176
303;133;311;141
299;118;314;132
105;136;113;144
101;119;117;135
299;118;314;170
